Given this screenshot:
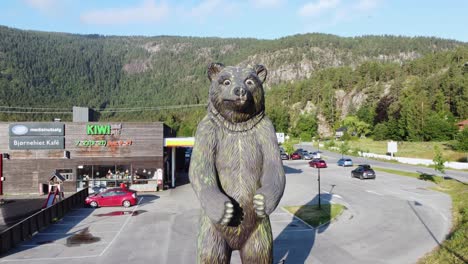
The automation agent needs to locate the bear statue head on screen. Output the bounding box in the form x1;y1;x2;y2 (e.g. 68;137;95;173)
207;63;267;124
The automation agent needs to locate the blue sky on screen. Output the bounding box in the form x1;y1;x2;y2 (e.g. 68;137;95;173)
0;0;467;41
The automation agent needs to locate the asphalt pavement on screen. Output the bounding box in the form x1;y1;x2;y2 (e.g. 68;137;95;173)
0;159;454;264
297;143;468;183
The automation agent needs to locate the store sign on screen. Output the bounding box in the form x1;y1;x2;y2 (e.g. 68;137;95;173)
9;137;64;150
276;133;285;144
87;124;111;135
9;123;64;136
75;140;132;147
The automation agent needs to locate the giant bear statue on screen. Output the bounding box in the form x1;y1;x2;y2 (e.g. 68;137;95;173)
189;63;286;264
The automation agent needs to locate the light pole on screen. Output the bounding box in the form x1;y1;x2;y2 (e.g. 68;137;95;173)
317;167;321;209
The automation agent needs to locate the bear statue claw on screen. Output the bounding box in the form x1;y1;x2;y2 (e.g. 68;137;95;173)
254;194;266;218
220;201;234;225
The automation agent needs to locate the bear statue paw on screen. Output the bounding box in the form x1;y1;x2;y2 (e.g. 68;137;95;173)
220;201;234;225
253;194;266;218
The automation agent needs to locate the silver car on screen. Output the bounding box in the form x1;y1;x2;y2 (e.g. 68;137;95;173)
299;150;312;160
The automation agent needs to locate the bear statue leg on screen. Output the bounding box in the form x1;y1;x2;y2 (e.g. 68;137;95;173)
239;219;273;264
197;215;232;264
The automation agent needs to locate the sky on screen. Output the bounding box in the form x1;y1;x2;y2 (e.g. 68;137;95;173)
0;0;467;42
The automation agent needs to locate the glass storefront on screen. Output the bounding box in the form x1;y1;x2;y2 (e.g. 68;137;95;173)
76;164;160;192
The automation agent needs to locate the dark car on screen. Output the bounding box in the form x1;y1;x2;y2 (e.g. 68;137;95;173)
290;152;302;160
309;158;327;168
337;158;353;167
85;187;138;208
351;164;376;180
280;150;289;160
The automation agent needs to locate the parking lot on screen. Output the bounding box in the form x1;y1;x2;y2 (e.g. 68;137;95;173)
0;157;453;264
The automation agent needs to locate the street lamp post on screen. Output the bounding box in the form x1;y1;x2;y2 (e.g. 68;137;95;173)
317;167;321;209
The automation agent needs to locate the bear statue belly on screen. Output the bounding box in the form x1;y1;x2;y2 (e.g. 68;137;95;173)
215;131;263;202
215;131;263;248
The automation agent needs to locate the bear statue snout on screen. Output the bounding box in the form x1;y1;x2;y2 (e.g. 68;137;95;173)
233;87;247;97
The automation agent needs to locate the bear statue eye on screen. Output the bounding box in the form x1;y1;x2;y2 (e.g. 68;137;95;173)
245;79;254;86
223;80;231;86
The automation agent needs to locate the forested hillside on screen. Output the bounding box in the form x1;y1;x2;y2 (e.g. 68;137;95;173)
266;47;468;141
0;25;466;139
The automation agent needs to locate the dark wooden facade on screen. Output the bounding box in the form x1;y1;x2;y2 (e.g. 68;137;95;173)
0;122;174;194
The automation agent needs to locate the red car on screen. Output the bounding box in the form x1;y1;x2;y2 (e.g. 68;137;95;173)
290;152;302;160
309;159;327;168
85;187;138;208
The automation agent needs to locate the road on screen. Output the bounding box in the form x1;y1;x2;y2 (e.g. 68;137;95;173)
297;143;468;183
0;160;454;264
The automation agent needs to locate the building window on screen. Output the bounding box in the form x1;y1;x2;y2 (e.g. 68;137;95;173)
56;169;73;181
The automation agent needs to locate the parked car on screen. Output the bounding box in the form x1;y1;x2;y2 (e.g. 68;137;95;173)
290;152;302;160
337;158;353;167
185;148;192;158
308;151;321;159
309;158;327;168
351;164;376;180
85;187;138;208
280;150;289;160
295;150;312;160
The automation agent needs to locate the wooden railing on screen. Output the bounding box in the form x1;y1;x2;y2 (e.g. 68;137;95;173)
0;188;88;254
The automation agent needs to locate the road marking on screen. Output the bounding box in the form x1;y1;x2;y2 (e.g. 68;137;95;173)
439;211;448;222
0;199;144;262
98;197;144;257
366;190;383;196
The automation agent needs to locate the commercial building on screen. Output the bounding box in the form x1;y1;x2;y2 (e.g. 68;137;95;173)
0;121;177;195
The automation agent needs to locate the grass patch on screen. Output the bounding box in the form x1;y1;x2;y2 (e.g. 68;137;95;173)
373;167;444;184
345;138;465;162
283;203;345;228
418;179;468;264
374;166;467;263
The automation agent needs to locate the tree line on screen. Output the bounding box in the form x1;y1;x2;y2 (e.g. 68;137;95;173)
0;25;466;141
265;47;468;143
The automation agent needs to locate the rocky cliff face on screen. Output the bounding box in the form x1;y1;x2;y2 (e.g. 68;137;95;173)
242;48;422;87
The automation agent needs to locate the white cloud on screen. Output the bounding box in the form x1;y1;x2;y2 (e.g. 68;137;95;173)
298;0;340;17
250;0;283;9
24;0;61;14
80;0;169;25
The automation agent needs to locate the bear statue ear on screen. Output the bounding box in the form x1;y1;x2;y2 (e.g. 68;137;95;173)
253;64;267;84
207;63;225;81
